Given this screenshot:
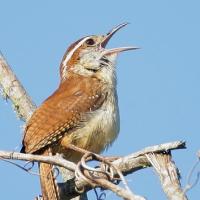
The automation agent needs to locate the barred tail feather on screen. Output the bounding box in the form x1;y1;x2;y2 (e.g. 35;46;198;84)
39;149;59;200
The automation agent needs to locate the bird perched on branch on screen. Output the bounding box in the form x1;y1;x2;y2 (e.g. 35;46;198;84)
21;22;138;200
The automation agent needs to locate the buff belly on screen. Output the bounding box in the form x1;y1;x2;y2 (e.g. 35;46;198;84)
58;94;119;163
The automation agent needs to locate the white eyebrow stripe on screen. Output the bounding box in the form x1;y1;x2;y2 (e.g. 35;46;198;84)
62;36;91;67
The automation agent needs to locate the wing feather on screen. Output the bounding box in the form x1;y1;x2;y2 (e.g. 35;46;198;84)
22;75;107;153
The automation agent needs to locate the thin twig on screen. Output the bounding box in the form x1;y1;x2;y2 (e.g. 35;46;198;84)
94;188;106;200
184;153;200;193
1;158;39;176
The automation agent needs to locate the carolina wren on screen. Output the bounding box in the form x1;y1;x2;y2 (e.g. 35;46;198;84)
21;22;138;199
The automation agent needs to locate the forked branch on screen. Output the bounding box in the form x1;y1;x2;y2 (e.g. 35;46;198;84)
0;141;186;200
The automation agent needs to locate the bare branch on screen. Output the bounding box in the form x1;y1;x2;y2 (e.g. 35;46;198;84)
113;140;186;176
0;151;76;171
0;53;36;121
66;141;185;199
75;152;146;200
146;153;188;200
0;141;184;199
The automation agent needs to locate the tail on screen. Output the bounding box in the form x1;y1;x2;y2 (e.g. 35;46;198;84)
39;149;59;200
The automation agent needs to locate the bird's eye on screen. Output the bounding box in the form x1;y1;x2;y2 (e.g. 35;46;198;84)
86;38;95;46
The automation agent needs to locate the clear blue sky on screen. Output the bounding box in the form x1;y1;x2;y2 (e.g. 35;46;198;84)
0;1;199;199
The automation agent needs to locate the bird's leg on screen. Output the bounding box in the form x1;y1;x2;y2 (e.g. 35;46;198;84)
67;144;120;162
67;144;91;155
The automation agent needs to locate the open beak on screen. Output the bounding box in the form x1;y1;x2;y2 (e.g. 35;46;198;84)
101;22;139;55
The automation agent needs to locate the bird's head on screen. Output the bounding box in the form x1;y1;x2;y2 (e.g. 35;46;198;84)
60;23;138;83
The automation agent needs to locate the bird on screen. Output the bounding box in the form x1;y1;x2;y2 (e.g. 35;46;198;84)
20;22;138;200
